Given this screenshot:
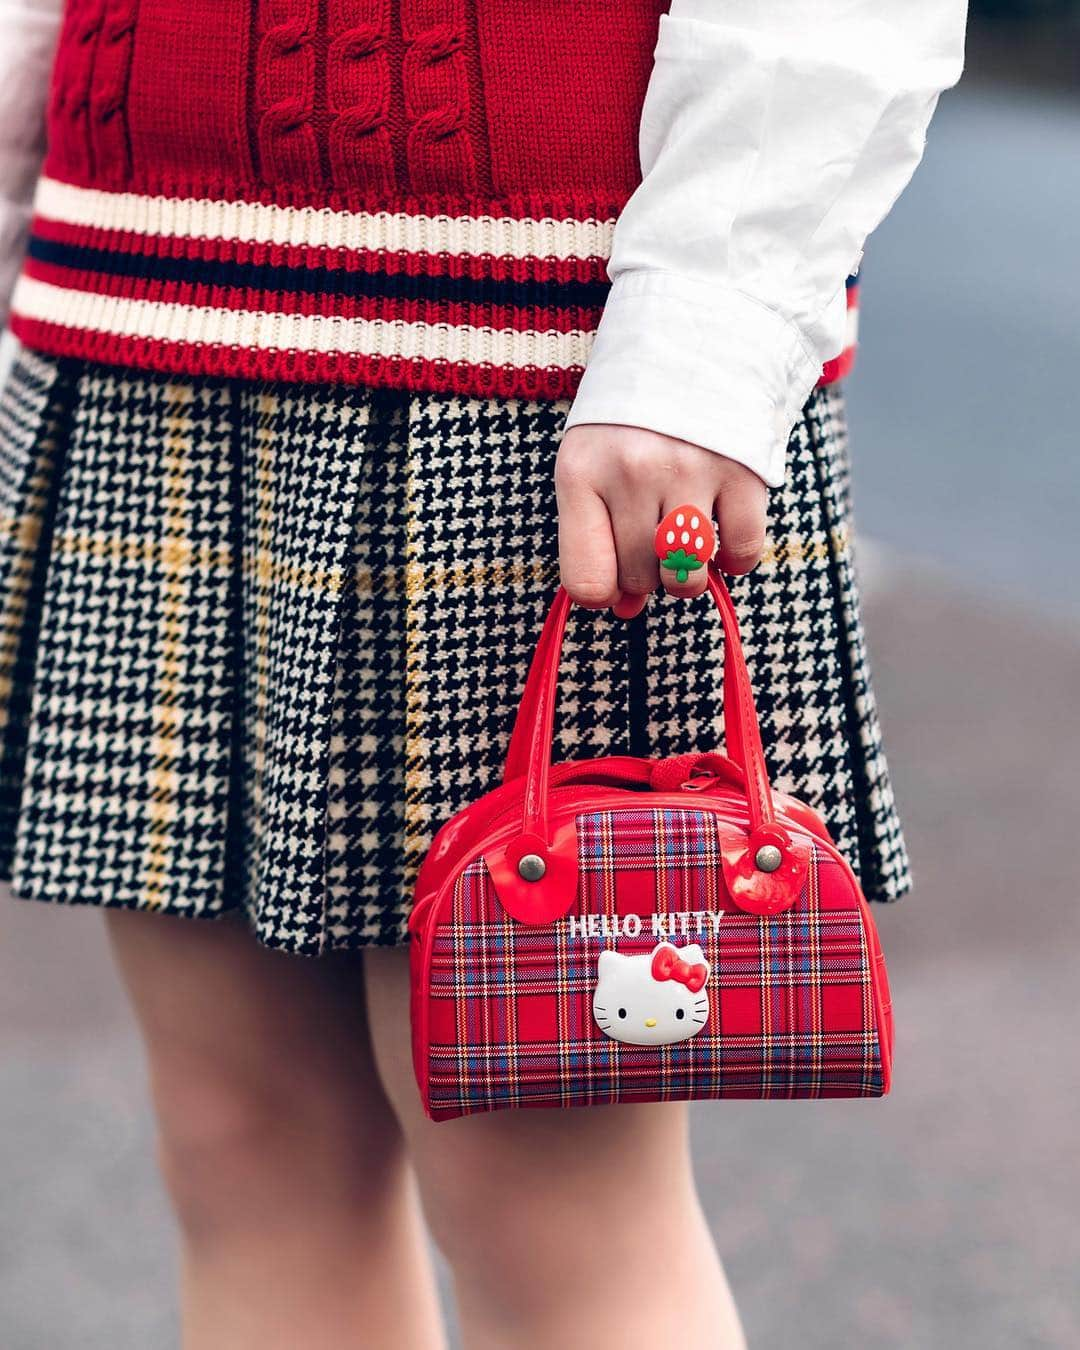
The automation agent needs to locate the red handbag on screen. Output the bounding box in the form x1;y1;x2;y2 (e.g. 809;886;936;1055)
409;565;894;1119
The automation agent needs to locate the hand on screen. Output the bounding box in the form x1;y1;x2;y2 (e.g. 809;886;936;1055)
555;424;768;618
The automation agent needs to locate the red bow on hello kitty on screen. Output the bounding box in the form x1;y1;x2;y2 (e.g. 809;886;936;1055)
651;945;708;993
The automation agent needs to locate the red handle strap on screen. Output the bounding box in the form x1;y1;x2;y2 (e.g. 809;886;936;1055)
504;564;770;835
490;565;808;922
503;586;567;788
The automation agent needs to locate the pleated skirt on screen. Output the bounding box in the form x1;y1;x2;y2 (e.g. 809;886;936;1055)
0;341;910;955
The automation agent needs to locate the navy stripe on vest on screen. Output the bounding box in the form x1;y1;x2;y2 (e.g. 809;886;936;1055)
27;236;612;312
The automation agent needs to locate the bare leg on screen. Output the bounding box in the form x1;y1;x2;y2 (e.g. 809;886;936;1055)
106;910;445;1350
364;946;746;1350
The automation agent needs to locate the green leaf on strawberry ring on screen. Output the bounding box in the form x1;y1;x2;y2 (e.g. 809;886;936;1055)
660;548;704;583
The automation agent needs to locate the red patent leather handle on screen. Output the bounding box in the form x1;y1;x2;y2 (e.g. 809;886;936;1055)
504;564;780;843
507;575;747;787
504;589;570;785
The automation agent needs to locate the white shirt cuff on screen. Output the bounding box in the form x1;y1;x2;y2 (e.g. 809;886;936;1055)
562;271;824;488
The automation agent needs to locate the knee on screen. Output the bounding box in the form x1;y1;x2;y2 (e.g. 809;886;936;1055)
412;1111;737;1345
150;1053;401;1245
151;1061;299;1241
417;1113;691;1292
419;1144;559;1292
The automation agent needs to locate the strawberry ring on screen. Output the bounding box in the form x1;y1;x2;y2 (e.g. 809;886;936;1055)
653;505;716;583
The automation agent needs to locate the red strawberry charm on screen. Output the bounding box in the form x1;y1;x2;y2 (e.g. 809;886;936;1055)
653;505;716;583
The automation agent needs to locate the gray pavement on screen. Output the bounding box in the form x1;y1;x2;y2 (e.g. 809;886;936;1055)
845;85;1080;618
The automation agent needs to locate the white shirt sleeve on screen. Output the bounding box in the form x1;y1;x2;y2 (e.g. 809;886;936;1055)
562;0;968;486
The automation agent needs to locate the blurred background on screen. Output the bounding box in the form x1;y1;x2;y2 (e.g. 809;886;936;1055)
2;4;1079;1347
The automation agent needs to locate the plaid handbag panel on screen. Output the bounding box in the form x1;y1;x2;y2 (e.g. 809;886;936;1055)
423;806;886;1118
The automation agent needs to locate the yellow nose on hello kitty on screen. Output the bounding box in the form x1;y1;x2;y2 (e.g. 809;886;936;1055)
644;1018;657;1028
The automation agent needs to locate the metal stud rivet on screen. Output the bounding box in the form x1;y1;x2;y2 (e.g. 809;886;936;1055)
518;853;547;882
755;844;783;873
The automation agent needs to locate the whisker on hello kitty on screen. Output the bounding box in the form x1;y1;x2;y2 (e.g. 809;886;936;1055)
565;910;726;941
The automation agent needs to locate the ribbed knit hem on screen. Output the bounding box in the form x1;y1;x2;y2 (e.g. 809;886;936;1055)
10;175;856;402
9;310;594;400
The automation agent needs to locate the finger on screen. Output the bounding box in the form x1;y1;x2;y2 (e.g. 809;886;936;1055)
555;474;620;610
657;497;714;600
612;591;649;621
714;470;768;575
607;483;661;607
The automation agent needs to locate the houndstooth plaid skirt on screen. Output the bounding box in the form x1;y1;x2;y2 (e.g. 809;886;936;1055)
0;342;910;955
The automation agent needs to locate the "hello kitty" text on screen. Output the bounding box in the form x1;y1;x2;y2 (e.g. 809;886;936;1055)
566;910;726;941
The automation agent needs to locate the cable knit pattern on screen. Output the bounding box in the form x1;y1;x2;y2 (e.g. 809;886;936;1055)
401;0;477;195
14;0;859;399
47;0;106;185
89;0;138;189
255;0;322;190
325;1;395;195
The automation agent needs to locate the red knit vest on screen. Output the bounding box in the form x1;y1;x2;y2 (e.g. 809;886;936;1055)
10;1;856;399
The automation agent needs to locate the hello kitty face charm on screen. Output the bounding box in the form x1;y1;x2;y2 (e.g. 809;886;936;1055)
592;942;711;1046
